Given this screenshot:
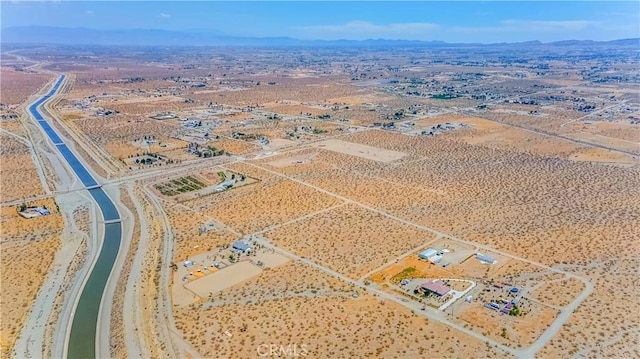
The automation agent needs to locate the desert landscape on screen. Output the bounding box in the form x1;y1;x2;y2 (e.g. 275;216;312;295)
1;13;639;359
0;199;62;357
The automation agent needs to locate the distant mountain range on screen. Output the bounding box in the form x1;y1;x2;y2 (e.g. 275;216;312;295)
2;26;639;48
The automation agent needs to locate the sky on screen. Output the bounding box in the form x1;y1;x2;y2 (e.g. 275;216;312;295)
2;1;639;43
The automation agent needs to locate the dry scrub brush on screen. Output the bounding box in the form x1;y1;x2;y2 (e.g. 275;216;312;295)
539;258;640;358
265;204;432;279
164;202;238;262
0;70;53;105
208;180;341;234
0;134;47;202
200;261;354;309
0;201;62;357
308;130;640;266
174;294;508;358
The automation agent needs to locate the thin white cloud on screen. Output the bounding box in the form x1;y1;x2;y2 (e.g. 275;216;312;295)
454;19;598;34
160;13;171;19
502;19;597;31
293;21;439;40
86;10;94;15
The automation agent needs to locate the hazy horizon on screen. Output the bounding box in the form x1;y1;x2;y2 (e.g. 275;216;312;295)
2;1;639;43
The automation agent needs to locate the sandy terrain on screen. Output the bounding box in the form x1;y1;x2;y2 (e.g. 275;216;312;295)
0;199;62;357
267;138;298;149
568;131;639;154
456;300;559;347
184;261;263;298
173;261;507;358
164;201;240;262
567;147;638;166
265;204;434;279
370;256;462;283
213;138;259;155
0;134;47;202
198;179;342;235
415;114;639;164
190;80;357;107
0;69;53;106
539;258;639;357
8;46;636;358
295;129;640;268
0;118;29;138
265;151;318;168
312;138;407;163
532;277;585;307
176;295;509;358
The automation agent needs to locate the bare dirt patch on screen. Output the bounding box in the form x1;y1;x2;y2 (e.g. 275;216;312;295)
265;151;318;168
312;138;407;163
184;261;263;298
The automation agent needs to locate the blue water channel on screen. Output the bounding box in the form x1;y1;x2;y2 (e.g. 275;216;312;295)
29;75;123;358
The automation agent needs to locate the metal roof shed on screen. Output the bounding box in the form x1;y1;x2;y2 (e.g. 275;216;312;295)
418;248;438;260
476;253;497;264
232;240;250;252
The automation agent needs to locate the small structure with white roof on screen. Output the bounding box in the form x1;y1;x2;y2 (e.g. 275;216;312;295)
476;253;497;265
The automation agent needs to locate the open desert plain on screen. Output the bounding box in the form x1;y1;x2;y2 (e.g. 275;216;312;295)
1;2;639;358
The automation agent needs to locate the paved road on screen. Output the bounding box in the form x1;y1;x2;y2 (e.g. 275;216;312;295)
559;100;629;127
456;109;639;157
28;74;123;359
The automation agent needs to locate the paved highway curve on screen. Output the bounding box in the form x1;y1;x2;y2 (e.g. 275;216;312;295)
29;75;122;358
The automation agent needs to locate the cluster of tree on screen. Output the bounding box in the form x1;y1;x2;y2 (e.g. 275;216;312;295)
512;99;539;105
135;158;154;165
202;146;225;158
187;142;225;157
124;77;145;83
577;104;597;112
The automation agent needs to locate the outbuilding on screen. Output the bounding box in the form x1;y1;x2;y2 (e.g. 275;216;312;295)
418;248;438;260
232;240;251;253
476;253;497;265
